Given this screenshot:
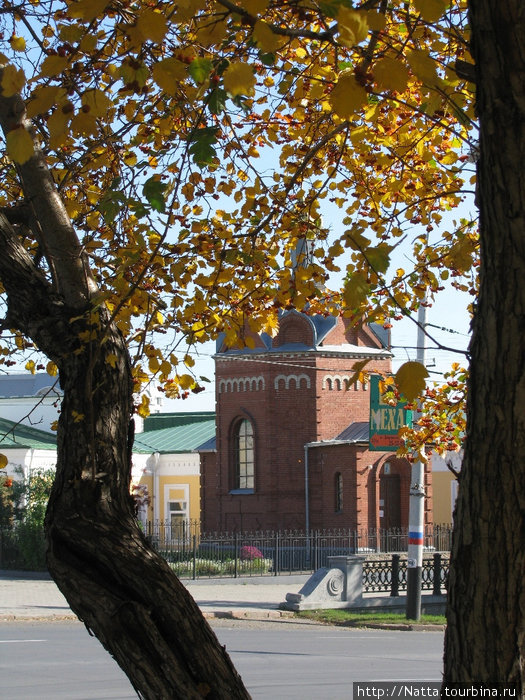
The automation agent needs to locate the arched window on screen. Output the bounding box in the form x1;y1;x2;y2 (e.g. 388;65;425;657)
233;419;255;491
335;472;343;513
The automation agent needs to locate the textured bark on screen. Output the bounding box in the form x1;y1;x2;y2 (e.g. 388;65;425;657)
46;326;250;699
443;1;525;690
0;213;250;698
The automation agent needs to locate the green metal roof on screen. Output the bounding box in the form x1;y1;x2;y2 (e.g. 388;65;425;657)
143;411;215;432
134;418;216;454
0;417;57;450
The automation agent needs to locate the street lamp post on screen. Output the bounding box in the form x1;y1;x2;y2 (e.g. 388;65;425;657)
406;305;426;620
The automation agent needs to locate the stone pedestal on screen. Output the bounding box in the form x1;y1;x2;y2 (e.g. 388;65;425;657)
283;556;365;611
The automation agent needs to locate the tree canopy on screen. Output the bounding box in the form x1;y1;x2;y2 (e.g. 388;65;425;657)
0;0;476;431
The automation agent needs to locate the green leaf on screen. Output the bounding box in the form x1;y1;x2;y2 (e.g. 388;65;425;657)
319;0;353;19
99;189;126;224
188;58;213;85
188;126;219;168
365;244;392;274
208;88;227;115
143;177;168;213
259;52;276;66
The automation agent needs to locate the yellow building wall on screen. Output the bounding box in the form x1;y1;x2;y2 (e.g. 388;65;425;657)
159;474;201;522
432;471;457;525
134;474;199;523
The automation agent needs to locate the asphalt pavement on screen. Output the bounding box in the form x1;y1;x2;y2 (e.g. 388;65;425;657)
0;569;308;621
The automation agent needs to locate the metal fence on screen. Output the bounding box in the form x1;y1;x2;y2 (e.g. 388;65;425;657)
142;521;453;579
363;553;449;595
0;522;453;584
0;525;47;571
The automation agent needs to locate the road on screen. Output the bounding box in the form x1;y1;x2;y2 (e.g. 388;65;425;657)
0;620;444;699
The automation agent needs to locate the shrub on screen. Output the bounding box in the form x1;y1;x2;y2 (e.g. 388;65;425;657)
168;556;272;578
240;545;263;561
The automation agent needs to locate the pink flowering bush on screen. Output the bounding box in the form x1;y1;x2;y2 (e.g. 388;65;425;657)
240;545;263;561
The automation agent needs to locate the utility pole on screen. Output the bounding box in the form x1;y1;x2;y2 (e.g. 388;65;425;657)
406;304;426;620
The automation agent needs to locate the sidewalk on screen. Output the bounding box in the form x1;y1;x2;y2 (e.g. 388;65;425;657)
0;570;308;621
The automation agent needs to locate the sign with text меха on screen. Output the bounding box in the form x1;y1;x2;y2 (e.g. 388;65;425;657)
369;375;412;451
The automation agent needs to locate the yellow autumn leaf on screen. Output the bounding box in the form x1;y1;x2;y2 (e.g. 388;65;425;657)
152;58;188;95
178;373;195;390
148;356;160;373
68;0;109;22
39;55;70;78
137;395;150;418
342;270;370;310
407;49;438;84
366;11;387;31
6;128;34;165
1;64;25;97
25;359;36;375
9;36;26;52
329;72;368;119
119;60;149;88
106;354;118;368
413;0;448;23
71;112;98;136
223;62;256;97
373;57;410;93
26;86;67;119
80;34;98;53
195;18;227;46
337;8;369;47
81;89;113;117
159;360;172;376
136;9;168;43
395;361;429;401
0;453;8;469
253;20;283;53
72;410;85;422
239;0;268;13
46;361;58;377
184;354;195;368
48;108;73;149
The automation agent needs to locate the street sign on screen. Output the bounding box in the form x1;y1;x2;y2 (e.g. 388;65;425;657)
369;375;412;451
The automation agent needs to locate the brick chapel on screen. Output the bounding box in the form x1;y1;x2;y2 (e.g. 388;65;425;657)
199;310;433;533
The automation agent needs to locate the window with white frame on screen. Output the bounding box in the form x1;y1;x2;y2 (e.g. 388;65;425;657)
232;418;255;491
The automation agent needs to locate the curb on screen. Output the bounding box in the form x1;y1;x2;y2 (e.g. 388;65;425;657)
202;609;296;620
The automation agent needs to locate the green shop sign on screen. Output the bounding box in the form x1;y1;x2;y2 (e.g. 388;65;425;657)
369;374;412;451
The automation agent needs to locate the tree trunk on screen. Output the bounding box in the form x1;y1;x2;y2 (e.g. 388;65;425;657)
0;222;250;697
443;1;525;690
47;314;250;699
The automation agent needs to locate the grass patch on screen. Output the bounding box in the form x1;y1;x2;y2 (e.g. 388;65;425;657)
296;609;446;627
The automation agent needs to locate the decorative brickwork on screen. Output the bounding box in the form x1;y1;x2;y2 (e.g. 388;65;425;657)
200;312;433;534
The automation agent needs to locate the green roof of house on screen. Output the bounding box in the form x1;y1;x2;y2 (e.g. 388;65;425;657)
143;411;215;432
0;416;57;450
133;418;216;454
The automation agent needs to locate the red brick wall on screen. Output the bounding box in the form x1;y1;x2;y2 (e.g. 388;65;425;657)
200;312;432;534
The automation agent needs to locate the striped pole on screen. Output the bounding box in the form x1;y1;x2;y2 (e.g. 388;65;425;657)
406;303;427;620
406;459;425;620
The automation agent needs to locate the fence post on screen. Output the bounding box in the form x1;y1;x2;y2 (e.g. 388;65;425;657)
274;531;279;576
433;552;442;595
391;553;400;596
234;532;239;578
192;535;197;580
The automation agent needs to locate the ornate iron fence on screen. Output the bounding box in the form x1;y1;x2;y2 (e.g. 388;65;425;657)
363;553;449;595
141;521;453;580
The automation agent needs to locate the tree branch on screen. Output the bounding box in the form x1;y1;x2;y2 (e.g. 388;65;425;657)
0;212;74;360
0;71;98;310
